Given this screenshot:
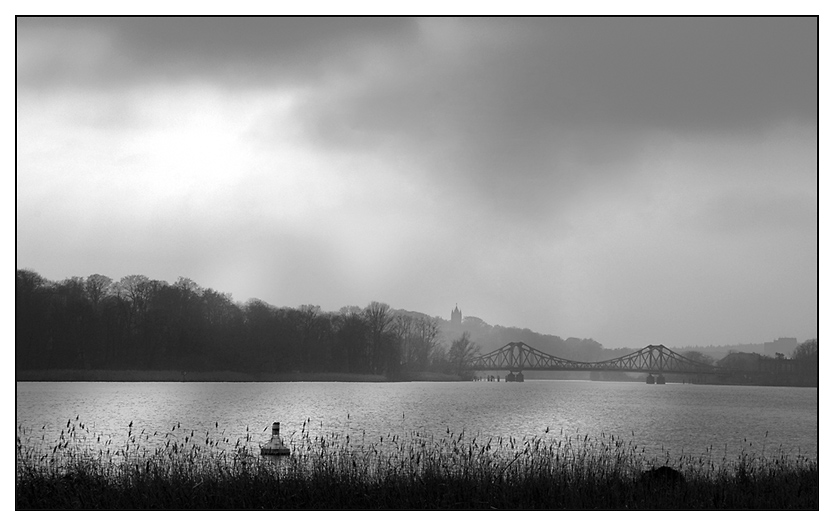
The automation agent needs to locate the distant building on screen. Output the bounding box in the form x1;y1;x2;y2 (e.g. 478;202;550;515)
451;304;462;327
764;337;798;357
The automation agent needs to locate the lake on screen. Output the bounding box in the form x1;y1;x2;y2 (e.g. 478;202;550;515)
16;380;817;461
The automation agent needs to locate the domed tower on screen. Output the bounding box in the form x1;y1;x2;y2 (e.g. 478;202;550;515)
451;304;462;327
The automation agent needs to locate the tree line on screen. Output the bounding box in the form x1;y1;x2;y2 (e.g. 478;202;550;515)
16;269;473;379
19;268;814;384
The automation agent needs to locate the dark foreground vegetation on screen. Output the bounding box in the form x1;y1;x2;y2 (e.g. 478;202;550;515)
16;420;818;510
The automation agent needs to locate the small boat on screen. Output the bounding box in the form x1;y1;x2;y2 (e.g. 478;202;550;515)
260;421;290;456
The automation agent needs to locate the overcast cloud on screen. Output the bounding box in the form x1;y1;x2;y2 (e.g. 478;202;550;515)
16;17;817;348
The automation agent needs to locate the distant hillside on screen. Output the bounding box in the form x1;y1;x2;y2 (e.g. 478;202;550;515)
392;308;778;364
433;314;619;362
671;343;766;361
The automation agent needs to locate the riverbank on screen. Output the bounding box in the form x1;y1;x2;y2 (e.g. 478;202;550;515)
16;423;818;510
15;369;464;382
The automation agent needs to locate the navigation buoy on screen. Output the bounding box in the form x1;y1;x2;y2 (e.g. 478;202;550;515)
260;421;290;456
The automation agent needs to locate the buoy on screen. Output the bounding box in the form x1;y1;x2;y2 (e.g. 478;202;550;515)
260;421;290;456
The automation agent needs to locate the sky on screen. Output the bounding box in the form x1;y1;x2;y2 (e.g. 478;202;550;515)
16;16;818;349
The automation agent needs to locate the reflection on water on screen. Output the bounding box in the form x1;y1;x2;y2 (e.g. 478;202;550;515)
16;380;817;461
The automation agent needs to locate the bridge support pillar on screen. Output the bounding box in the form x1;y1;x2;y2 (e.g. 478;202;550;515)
506;370;524;382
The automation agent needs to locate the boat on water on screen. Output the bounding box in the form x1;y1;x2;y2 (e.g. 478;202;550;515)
260;421;290;456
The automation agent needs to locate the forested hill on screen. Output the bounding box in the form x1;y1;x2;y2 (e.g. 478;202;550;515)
20;268;776;378
16;269;621;377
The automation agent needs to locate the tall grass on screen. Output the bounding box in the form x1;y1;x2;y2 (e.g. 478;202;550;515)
16;419;818;510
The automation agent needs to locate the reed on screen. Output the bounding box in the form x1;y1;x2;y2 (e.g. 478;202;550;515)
15;419;818;510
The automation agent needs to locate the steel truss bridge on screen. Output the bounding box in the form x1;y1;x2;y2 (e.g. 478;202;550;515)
467;341;726;382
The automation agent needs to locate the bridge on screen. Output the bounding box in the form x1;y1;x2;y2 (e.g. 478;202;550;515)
467;341;727;383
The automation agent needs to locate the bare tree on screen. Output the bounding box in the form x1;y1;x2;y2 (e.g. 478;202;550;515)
334;309;368;373
115;275;153;317
85;274;113;310
449;331;480;375
792;338;818;362
414;316;440;369
364;302;394;375
393;314;416;368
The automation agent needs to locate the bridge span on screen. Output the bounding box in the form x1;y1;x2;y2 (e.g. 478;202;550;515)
466;341;726;383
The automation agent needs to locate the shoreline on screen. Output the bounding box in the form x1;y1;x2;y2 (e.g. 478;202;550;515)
15;369;464;383
16;369;812;387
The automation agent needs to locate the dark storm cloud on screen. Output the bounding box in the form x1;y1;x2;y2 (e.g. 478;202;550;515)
17;17;418;89
19;17;815;125
294;17;817;214
308;17;816;135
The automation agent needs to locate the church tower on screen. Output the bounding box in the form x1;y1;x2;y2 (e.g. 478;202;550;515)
451;304;462;327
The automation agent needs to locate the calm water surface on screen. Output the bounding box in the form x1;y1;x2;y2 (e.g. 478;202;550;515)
16;380;817;460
